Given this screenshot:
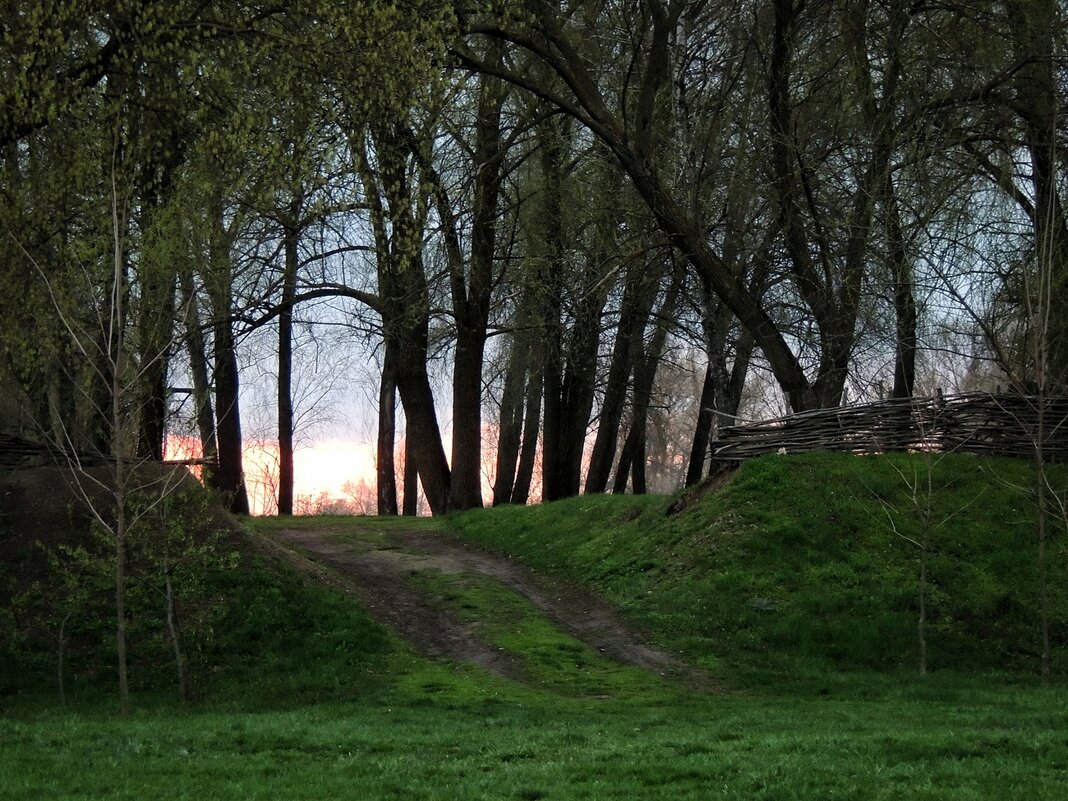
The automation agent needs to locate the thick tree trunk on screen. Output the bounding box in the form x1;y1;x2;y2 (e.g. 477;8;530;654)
447;62;505;511
377;341;399;516
357;120;452;515
212;317;249;515
276;228;298;515
449;325;486;510
555;311;602;498
395;336;451;515
201;199;249;515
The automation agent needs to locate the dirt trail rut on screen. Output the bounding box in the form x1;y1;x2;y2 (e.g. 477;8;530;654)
265;525;705;686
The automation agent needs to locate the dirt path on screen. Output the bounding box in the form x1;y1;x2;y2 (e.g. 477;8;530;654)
262;523;707;686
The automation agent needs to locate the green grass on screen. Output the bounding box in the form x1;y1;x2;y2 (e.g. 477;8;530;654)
407;569;675;699
3;452;1068;798
2;676;1066;800
450;452;1068;682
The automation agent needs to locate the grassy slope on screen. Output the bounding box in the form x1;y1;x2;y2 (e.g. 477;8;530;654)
3;452;1068;799
450;452;1068;682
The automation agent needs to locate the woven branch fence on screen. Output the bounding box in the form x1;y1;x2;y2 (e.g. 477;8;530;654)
0;434;109;471
711;392;1068;462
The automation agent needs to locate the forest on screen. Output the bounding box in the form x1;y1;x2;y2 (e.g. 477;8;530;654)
1;0;1066;516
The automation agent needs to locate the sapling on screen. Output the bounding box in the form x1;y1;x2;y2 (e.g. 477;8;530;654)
866;448;981;674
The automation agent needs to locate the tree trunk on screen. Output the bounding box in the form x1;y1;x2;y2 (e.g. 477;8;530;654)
538;117;568;502
114;478;129;716
109;189;130;717
164;568;189;702
212;318;249;515
449;324;486;510
539;124;613;501
138;339;170;460
493;331;529;505
402;420;419;516
179;272;218;475
447;60;506;511
357;120;452;515
57;612;70;706
276;227;298;516
1006;0;1068;390
202;200;249;515
136;241;176;462
685;362;718;487
585;260;658;494
686;296;753;485
512;359;543;505
886;173;917;399
615;261;683;493
377;341;399;516
395;362;451;515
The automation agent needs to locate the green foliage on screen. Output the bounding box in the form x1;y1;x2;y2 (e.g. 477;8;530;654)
450;453;1068;680
0;480;245;700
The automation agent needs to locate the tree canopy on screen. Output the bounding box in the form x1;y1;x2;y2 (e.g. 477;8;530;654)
2;0;1065;513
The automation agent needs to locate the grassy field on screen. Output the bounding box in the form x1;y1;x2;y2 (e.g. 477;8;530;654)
4;675;1066;800
2;453;1067;799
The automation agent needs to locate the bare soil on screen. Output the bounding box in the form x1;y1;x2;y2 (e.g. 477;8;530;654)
262;523;710;687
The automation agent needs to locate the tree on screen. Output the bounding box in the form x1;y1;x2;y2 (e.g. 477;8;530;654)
23;141;184;714
457;1;821;410
350;114;453;515
428;53;514;511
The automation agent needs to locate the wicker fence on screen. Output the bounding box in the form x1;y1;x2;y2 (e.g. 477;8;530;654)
711;392;1068;462
0;433;109;471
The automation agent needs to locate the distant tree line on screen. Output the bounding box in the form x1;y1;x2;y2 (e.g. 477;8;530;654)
1;0;1065;515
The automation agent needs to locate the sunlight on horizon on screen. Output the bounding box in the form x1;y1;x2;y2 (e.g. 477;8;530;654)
165;436;378;515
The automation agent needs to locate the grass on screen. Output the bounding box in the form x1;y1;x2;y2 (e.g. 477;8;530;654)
407;569;674;699
450;452;1068;683
2;452;1067;798
3;676;1066;800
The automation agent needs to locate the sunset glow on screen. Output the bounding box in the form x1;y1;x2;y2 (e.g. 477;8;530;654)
165;436;378;515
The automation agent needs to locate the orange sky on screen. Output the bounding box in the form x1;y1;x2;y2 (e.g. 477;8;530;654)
166;436;378;515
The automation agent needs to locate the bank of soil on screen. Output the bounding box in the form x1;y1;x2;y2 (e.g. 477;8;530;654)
262;523;709;688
